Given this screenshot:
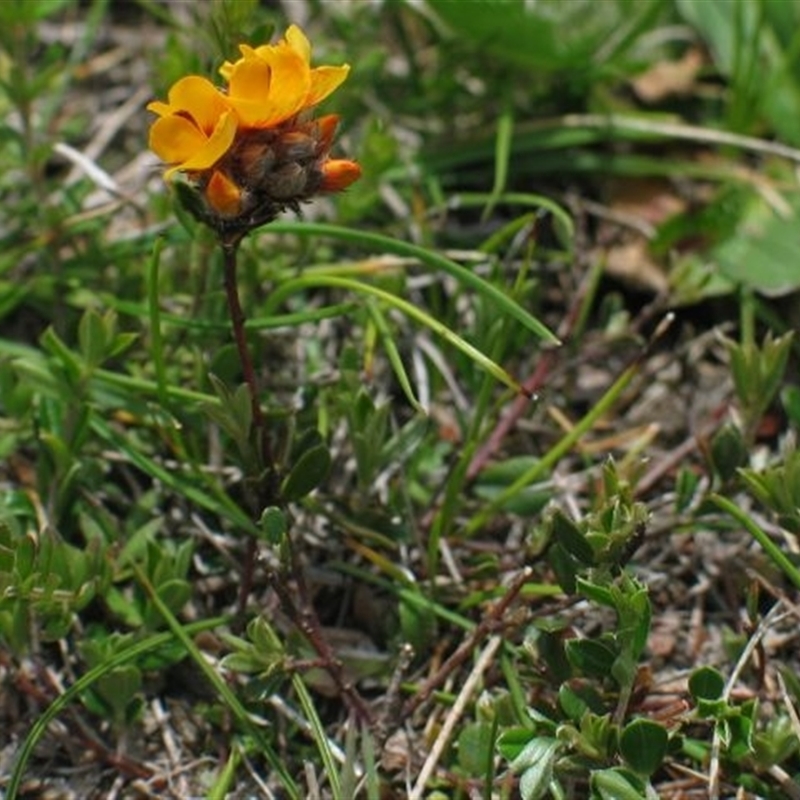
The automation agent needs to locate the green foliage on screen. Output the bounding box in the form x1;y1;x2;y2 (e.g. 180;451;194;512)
709;422;749;483
496;464;663;796
2;1;800;798
126;537;194;630
724;330;793;443
282;428;332;502
457;720;496;777
0;507;110;649
79;632;145;727
426;0;666;78
220;615;286;677
546;461;650;592
676;0;800;143
740;444;800;533
687;663;799;782
619;719;669;776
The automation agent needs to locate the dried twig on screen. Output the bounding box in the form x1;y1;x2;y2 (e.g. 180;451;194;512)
708;602;788;800
408;635;503;800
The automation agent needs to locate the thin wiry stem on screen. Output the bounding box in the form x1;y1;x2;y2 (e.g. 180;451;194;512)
220;237;369;718
222;240;265;443
221;239;268;615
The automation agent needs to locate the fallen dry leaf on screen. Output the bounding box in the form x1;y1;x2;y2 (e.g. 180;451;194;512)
632;48;705;104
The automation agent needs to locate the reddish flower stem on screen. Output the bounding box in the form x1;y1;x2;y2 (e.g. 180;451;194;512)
220;239;370;716
270;566;373;724
222;241;265;443
221;240;269;616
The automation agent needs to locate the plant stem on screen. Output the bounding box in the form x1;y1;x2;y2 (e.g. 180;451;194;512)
220;239;366;716
221;240;271;616
270;566;373;724
222;241;265;444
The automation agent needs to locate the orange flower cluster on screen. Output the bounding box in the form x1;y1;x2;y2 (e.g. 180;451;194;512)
148;25;361;236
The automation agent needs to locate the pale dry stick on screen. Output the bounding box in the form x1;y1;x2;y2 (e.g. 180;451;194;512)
774;673;800;800
266;693;349;767
415;333;471;413
106;774;125;800
375;642;416;747
54;142;124;196
150;697;188;799
408;634;503;800
554;113;800;164
75;86;153;169
708;602;789;800
767;765;800;800
239;748;277;799
305;763;322;800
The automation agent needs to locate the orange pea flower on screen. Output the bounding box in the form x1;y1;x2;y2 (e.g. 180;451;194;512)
147;76;237;179
147;25;361;239
221;25;350;129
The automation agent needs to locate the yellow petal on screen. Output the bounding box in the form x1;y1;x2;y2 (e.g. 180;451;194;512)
179;109;238;170
307;64;350;106
221;26;312;82
250;42;280;61
153;110;237;178
206;170;242;216
149;115;208;164
146;99;174;117
228;48;311;127
166;75;231;134
285;25;311;62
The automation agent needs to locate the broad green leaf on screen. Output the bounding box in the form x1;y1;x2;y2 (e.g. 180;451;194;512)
510;737;561;800
689;666;725;702
94;666;142;720
259;506;287;544
713;190;800;296
591;768;650;800
457;721;494;776
620;719;669;776
565;637;618;679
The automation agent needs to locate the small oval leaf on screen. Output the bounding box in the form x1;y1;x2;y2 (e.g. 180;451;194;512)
689;666;725;702
620;718;668;775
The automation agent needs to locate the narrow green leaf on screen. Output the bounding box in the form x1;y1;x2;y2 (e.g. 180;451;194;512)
482;109;514;221
281;443;331;502
267;221;559;343
365;300;423;413
266;273;529;395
